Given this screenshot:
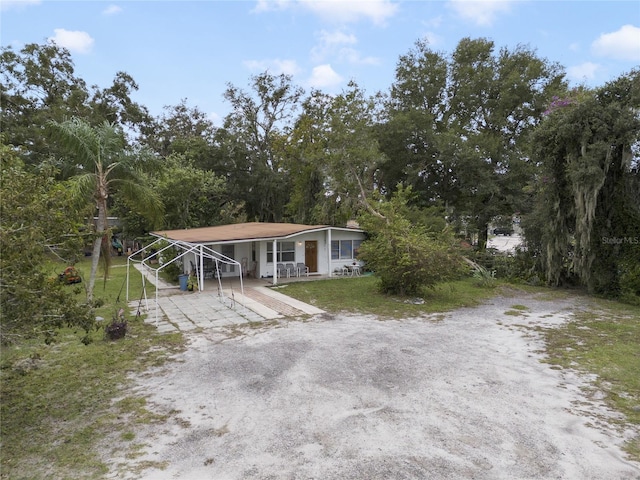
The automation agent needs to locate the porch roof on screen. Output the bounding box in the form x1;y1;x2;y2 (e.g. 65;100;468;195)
151;222;358;244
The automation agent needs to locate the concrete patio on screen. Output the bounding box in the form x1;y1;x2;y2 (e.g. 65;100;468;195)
129;264;325;333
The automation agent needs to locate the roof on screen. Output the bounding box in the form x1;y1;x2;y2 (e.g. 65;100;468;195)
151;222;361;244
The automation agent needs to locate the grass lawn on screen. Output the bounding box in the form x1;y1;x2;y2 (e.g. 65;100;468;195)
0;256;185;479
276;275;503;318
2;260;638;476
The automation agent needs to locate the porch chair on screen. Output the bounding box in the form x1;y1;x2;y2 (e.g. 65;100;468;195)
296;262;309;277
277;263;288;278
285;263;297;278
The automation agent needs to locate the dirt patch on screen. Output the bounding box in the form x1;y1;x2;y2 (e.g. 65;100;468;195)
107;294;640;479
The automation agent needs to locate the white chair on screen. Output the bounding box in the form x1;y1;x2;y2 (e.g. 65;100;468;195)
296;263;309;277
285;263;296;278
277;263;288;278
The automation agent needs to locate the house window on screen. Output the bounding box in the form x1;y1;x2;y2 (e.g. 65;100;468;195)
331;239;362;260
267;241;295;263
221;244;235;272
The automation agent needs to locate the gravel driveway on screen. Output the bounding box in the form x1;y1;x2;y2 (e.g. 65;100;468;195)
111;293;640;480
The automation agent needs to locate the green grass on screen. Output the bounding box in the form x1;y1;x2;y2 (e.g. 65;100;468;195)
538;299;640;460
4;259;639;475
0;256;185;479
279;275;502;318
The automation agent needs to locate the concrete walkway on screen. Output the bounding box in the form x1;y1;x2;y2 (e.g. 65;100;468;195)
129;263;324;333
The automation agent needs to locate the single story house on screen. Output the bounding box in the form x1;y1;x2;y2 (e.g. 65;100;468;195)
150;222;366;285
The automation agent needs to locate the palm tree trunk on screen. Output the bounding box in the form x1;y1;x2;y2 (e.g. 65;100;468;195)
87;200;107;302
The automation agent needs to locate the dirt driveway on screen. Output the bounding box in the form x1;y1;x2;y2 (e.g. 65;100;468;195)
111;293;640;479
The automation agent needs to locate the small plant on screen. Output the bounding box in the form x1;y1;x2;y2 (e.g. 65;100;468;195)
105;308;127;340
187;274;196;291
473;265;497;288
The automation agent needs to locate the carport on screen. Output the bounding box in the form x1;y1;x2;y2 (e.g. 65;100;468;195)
126;236;243;325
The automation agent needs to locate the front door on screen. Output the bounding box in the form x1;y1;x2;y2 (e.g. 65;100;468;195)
305;241;318;273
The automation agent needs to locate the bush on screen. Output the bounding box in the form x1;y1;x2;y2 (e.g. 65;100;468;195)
357;189;466;296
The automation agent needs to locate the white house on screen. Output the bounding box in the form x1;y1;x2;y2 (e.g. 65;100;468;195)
150;222;366;285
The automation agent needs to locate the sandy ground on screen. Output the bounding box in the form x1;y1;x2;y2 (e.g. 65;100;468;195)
109;292;640;480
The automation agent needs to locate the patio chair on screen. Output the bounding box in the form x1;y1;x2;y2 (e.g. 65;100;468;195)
285;263;297;278
277;263;288;278
296;262;309;277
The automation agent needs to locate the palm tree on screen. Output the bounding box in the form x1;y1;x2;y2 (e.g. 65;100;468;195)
49;117;163;302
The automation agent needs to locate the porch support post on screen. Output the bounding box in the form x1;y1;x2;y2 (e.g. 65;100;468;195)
328;229;332;278
272;238;278;285
199;244;204;291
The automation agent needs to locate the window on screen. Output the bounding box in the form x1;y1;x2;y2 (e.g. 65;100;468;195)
267;241;295;263
221;244;235;272
331;239;362;260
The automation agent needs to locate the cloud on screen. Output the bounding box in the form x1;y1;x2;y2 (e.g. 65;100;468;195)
243;58;301;76
253;0;398;25
337;48;380;65
591;24;640;61
311;29;356;62
1;0;40;11
567;62;600;82
447;0;513;27
303;0;398;25
311;29;379;65
422;31;444;48
48;28;94;54
306;64;343;88
102;4;122;16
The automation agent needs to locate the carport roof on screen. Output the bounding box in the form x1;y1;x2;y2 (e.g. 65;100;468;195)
151;222;357;244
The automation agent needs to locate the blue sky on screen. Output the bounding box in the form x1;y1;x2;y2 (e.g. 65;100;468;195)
2;0;639;125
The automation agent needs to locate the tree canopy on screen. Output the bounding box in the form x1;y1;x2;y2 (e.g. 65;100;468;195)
1;38;638;343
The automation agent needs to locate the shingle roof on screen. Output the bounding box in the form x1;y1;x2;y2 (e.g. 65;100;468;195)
151;222;335;243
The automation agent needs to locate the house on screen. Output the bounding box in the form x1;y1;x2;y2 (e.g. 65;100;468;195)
149;222;366;285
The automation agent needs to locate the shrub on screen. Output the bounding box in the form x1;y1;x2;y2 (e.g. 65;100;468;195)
357;188;466;296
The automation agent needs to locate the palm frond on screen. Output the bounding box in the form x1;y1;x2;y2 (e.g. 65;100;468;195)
114;175;165;228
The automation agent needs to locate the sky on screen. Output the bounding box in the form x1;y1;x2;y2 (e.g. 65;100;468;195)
2;0;639;125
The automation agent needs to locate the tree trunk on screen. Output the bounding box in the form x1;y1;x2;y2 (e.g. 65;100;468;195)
477;223;489;251
87;187;108;302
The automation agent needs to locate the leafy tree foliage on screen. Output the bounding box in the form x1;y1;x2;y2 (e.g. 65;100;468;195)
526;71;640;301
378;38;565;248
0;43;90;166
221;72;304;221
357;187;465;296
0;144;94;344
143;99;217;163
1;43;151;167
283;90;333;224
152;154;239;229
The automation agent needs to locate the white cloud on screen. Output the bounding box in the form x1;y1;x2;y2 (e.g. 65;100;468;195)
319;30;357;47
253;0;398;25
0;0;40;12
568;42;580;52
243;58;301;76
48;28;94;54
337;48;380;65
447;0;514;27
422;31;444;48
591;24;640;61
102;4;122;16
251;0;290;14
311;29;379;65
303;0;398;25
311;29;356;62
306;64;343;88
567;62;600;82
